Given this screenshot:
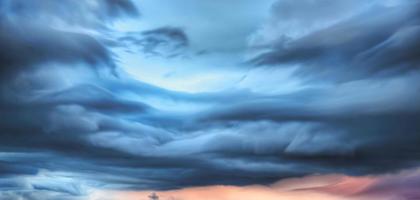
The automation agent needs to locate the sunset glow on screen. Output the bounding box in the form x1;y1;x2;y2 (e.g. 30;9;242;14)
91;168;420;200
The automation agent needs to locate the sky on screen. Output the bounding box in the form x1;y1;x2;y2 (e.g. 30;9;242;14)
0;0;420;199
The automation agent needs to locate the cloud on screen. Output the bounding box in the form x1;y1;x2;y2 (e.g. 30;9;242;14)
0;0;141;81
0;169;90;200
1;71;420;193
0;0;419;199
120;26;190;58
249;0;420;81
267;0;371;38
91;167;420;200
0;0;139;28
0;20;116;81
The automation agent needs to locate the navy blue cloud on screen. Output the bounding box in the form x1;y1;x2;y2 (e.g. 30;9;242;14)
0;20;115;77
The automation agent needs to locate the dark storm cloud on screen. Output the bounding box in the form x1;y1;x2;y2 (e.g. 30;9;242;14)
0;0;140;79
120;26;189;58
250;1;420;81
2;74;420;195
173;71;420;178
0;21;115;78
1;0;420;199
1;85;420;196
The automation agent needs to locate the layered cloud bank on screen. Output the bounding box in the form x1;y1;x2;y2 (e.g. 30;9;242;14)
1;0;420;199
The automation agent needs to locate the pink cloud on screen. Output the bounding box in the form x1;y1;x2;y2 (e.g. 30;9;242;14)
90;168;420;200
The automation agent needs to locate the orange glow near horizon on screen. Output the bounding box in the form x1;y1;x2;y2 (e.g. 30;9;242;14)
89;168;420;200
